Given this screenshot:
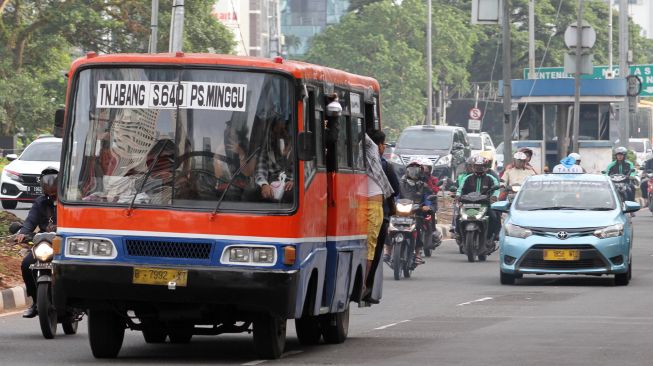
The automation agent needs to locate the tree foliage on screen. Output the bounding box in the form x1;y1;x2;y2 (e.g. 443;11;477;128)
0;0;234;140
305;0;477;138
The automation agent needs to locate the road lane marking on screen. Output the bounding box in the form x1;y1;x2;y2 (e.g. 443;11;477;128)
457;297;493;306
374;319;410;330
241;350;303;365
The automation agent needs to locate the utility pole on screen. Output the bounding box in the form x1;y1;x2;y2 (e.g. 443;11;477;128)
169;0;185;53
426;0;433;125
528;0;535;79
572;1;584;154
619;0;629;145
608;2;613;76
149;0;159;53
502;0;512;162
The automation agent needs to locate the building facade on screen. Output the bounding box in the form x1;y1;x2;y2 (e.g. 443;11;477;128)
280;0;350;56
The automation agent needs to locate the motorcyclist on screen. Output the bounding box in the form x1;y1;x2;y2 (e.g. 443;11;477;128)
456;156;501;240
568;152;586;172
605;146;636;202
399;158;435;264
449;157;475;236
501;151;536;198
640;156;653;200
17;167;58;318
502;147;537;176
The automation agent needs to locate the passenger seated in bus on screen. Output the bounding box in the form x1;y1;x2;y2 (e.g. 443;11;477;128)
255;114;294;202
81;141;118;201
214;120;256;201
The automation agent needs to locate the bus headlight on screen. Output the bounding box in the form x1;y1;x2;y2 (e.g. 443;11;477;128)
222;245;277;266
229;247;250;262
67;237;116;259
34;243;54;262
68;239;90;256
252;248;275;263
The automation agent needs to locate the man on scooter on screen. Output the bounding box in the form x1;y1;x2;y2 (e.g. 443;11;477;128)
605;147;636;202
16;167;58;318
399;158;435;264
501;151;536;200
456;156;501;240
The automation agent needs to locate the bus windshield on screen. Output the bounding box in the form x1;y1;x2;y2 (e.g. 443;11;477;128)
63;67;295;211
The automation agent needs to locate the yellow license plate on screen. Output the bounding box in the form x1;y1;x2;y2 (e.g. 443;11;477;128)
543;249;580;261
133;267;188;286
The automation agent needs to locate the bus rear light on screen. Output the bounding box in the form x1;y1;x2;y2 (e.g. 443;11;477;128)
283;246;296;266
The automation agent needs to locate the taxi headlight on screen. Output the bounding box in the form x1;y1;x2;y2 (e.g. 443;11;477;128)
594;224;624;239
505;223;532;239
34;242;54;262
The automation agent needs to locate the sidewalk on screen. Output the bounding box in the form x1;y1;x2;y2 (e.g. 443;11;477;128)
0;285;28;313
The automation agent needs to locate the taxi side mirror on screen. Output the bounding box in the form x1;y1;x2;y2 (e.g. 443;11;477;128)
623;201;640;213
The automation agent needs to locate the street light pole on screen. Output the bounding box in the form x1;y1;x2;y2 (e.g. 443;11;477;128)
502;0;512;162
426;0;432;125
619;0;629;145
572;1;584;154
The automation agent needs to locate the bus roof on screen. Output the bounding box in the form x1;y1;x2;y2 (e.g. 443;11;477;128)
68;53;380;93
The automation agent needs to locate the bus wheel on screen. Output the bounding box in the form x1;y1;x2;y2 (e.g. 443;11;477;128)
321;307;349;344
295;315;321;345
253;314;286;359
88;309;125;358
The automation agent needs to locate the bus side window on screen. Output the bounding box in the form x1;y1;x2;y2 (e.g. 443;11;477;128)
336;91;351;169
303;91;317;183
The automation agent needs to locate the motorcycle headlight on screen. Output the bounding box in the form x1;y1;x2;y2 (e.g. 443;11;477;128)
593;224;624;239
33;242;54;262
504;223;532;239
436;154;452;166
396;203;412;215
511;185;521;193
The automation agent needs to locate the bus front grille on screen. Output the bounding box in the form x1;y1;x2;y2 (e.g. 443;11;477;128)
125;240;212;259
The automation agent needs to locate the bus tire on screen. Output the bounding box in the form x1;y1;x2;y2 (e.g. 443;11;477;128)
295;316;322;345
253;314;286;359
168;324;193;344
88;309;125;359
321;307;349;344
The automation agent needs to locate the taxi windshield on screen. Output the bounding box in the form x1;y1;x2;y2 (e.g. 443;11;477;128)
514;180;617;211
62;67;295;212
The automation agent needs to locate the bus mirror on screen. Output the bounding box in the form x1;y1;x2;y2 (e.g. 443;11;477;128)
298;131;315;161
53;109;64;138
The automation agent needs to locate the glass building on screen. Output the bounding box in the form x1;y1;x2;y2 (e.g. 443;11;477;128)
280;0;350;56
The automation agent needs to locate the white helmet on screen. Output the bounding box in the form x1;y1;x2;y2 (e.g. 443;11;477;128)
513;151;527;160
406;158;423;180
568;152;581;161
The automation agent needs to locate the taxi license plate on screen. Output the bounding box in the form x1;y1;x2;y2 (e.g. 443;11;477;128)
543;249;580;261
133;268;188;286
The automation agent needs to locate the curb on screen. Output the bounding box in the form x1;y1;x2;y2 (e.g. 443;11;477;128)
0;285;28;313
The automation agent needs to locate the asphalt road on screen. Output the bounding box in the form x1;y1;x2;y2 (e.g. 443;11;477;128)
2;215;653;365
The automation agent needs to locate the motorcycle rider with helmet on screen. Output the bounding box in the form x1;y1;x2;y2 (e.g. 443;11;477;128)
399;158;435;264
16;167;58;318
605;146;636;202
456;156;501;240
501;151;536;199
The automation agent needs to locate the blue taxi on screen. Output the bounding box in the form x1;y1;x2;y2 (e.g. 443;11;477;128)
492;174;639;286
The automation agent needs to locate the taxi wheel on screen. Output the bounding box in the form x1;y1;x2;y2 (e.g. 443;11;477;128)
500;271;515;285
615;261;631;286
1;200;17;210
321;307;349;344
253;314;286;359
88;309;125;358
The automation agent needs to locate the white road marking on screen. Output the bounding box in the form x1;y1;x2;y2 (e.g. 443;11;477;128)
374;319;411;330
457;297;494;306
242;361;267;366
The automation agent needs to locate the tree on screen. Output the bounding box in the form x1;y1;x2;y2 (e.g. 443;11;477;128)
305;0;477;137
0;0;235;138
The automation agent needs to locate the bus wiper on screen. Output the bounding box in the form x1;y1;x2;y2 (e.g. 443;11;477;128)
211;146;261;218
126;140;173;216
528;206;587;211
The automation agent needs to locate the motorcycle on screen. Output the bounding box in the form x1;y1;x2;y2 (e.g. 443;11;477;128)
387;198;419;280
10;224;84;339
456;186;499;263
420;187;443;258
610;174;635;203
506;183;521;203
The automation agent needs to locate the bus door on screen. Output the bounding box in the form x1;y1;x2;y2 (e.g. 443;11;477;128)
323;90;367;313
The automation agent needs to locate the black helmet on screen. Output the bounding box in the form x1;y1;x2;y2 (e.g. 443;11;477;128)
40;167;58;196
